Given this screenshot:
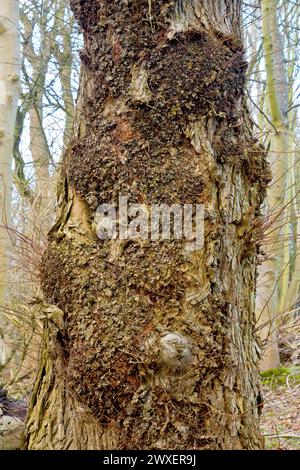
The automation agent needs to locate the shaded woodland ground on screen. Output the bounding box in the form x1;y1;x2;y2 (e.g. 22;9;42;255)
262;370;300;450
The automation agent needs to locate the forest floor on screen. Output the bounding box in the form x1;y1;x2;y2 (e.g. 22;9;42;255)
261;368;300;450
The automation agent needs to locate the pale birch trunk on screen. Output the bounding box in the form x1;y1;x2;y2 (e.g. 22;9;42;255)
25;0;267;449
256;0;289;371
0;0;20;363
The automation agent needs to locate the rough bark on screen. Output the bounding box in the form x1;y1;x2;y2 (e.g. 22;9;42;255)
25;0;269;450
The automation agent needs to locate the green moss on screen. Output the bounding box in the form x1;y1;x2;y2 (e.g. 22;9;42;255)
261;366;300;387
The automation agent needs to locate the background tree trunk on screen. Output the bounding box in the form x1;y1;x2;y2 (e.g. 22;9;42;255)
25;0;269;450
0;0;20;365
256;0;289;371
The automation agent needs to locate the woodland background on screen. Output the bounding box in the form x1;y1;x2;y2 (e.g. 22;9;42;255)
0;0;300;450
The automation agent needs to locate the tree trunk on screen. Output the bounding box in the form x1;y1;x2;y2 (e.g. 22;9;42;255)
0;0;20;363
256;0;289;371
54;0;75;150
25;0;269;450
21;10;52;222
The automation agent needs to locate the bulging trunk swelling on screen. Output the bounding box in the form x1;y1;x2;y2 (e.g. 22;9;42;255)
25;1;269;450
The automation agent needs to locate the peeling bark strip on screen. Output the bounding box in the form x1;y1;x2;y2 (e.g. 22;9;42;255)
25;1;269;449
